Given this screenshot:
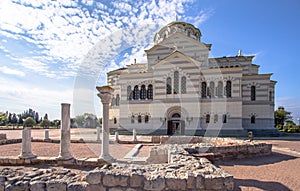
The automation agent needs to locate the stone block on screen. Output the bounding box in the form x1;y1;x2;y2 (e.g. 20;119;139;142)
195;174;204;189
30;181;46;191
103;174;128;187
67;182;87;191
85;184;106;191
0;134;6;140
186;173;195;189
165;178;186;190
46;181;67;191
144;177;165;191
204;176;224;190
129;174;143;188
86;171;102;185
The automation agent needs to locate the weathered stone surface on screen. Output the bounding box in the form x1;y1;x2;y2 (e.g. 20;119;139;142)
85;184;106;191
195;174;204;189
129;174;143;188
46;181;67;191
67;182;87;191
85;171;102;185
103;174;128;187
165;178;186;190
30;181;46;191
204;176;224;190
144;177;165;191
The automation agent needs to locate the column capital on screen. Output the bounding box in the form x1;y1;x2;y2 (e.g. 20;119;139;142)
96;86;114;104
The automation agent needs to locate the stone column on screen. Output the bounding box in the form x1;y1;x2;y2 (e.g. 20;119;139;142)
44;129;50;141
57;103;73;160
133;129;137;142
96;126;101;142
19;127;36;159
96;86;114;161
115;132;119;142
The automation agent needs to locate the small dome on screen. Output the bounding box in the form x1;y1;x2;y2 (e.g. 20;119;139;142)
154;22;202;44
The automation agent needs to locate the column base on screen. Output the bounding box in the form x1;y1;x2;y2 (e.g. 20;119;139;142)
99;154;114;162
19;153;36;159
56;154;73;161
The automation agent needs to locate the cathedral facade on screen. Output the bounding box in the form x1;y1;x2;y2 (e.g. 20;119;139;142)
106;21;276;136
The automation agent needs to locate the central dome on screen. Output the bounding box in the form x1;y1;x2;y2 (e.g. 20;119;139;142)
154;21;202;44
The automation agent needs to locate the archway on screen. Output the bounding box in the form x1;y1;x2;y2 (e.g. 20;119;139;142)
166;107;186;135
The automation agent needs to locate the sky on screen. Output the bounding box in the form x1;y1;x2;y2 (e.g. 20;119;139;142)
0;0;299;121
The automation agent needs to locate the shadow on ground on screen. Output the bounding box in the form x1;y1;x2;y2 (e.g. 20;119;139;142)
233;178;292;191
215;151;298;166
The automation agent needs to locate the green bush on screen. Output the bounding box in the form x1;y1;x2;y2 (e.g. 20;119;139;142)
23;117;36;127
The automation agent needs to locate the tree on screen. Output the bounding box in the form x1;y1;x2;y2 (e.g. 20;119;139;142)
34;112;40;124
0;113;7;126
18;114;23;125
11;113;18;125
23;117;36;127
274;106;292;127
44;113;48;120
40;119;50;128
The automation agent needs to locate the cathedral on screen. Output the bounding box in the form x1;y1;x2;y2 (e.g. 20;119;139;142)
106;21;277;136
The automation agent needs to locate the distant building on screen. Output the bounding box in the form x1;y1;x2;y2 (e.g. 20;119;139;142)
106;21;277;136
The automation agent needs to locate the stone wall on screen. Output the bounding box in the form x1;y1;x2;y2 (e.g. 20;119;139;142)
0;134;7;140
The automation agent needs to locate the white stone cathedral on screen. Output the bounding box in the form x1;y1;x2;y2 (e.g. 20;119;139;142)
107;21;277;136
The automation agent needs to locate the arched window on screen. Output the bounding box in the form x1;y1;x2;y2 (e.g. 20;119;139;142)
147;84;153;99
206;114;210;123
145;115;149;123
111;96;116;106
116;94;120;106
222;114;227;123
127;86;133;100
131;114;135;124
174;71;179;94
214;114;218;123
269;91;272;101
201;82;207;98
251;115;256;124
113;117;117;124
166;77;172;94
251;86;256;101
226;81;232;98
140;85;146;100
138;115;142;123
133;85;140;100
209;81;215;97
217;81;223;97
181;76;186;94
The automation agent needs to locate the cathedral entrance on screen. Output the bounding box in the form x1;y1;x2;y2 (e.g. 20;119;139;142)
167;113;185;135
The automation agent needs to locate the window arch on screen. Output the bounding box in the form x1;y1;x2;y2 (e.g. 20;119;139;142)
222;114;227;123
145;115;149;123
217;81;223;97
166;77;172;94
174;71;179;94
138;115;142;123
113;117;117;124
127;86;133;100
181;76;186;94
206;114;210;123
214;114;218;123
116;94;120;106
251;86;256;101
201;82;207;98
251;115;256;124
131;114;135;124
209;81;215;97
225;81;232;98
111;96;116;106
140;85;146;100
147;84;153;100
133;85;139;100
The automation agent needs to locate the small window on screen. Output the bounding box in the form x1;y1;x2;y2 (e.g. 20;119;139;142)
127;86;133;100
138;115;142;123
181;76;186;94
201;82;207;98
145;115;149;123
217;81;223;97
131;115;135;124
166;77;172;94
209;81;215;97
116;94;120;106
111;96;116;106
133;85;140;100
251;116;255;124
147;84;153;99
251;86;256;101
226;81;232;98
206;114;210;124
140;85;146;100
214;114;218;123
269;91;272;101
113;117;117;124
174;71;179;94
222;114;227;123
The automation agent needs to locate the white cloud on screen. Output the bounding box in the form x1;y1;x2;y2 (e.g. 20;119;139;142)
0;66;26;77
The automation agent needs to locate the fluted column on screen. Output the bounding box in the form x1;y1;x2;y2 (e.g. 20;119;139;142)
96;86;114;161
57;103;73;160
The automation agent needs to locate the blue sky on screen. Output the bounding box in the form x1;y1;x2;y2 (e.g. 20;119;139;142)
0;0;299;121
